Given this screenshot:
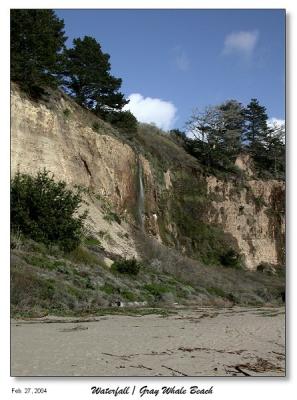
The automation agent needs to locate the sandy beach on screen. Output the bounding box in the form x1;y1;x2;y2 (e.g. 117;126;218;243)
11;307;285;377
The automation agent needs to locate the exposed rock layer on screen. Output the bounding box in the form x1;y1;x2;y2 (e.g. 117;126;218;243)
11;86;285;270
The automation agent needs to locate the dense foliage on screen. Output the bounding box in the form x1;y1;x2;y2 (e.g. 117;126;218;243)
10;10;67;97
61;36;128;114
104;110;138;135
181;98;285;179
219;249;242;269
11;170;87;251
111;258;141;275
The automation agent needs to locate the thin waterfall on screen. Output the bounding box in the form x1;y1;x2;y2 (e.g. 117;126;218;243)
138;159;145;230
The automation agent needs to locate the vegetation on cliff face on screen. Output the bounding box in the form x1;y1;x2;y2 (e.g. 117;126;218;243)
129;123;285;270
157;169;240;266
10;94;286;315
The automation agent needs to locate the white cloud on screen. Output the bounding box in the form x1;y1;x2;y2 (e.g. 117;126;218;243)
223;30;259;57
123;93;177;131
268;118;285;128
185;130;195;139
268;118;285;143
173;46;190;71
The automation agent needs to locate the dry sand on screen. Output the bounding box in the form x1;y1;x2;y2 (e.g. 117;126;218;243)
11;307;285;377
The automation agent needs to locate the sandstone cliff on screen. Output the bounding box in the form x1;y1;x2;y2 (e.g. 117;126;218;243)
11;85;285;270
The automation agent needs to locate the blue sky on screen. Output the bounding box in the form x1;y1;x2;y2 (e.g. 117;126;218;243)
55;9;285;131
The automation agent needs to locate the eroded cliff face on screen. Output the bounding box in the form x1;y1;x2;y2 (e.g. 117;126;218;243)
11;86;141;259
206;176;285;269
11;88;137;211
11;85;285;270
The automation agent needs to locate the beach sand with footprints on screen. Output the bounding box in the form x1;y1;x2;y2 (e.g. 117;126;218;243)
11;307;285;377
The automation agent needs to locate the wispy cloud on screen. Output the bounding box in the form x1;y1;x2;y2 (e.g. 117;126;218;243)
223;30;259;58
123;93;177;131
173;46;190;71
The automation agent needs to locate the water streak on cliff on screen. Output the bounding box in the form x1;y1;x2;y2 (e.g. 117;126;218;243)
138;158;145;230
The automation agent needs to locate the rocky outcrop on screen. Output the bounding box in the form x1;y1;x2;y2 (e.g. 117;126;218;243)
235;153;254;177
206;176;285;269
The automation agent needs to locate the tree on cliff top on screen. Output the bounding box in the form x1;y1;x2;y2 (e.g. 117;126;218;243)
244;99;285;178
61;36;128;115
186;101;244;170
218;99;244;156
243;98;269;151
11;9;67;97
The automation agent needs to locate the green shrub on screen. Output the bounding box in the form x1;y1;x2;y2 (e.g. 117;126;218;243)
83;235;102;248
11;268;56;307
117;231;129;239
219;249;242;268
256;262;276;275
92;122;100;132
63;108;71;118
101;283;118;295
207;286;226;298
104;110;138;135
66;245;100;266
143;283;171;297
103;210;121;224
121;290;136;301
25;240;48;254
24;254;67;271
111;258;141;275
11;170;87;251
11;230;24;250
253;195;267;212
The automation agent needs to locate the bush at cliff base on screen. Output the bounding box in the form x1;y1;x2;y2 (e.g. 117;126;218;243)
111;258;141;275
11;170;87;251
219;249;242;268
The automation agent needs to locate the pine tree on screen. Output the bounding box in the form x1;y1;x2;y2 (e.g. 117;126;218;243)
61;36;128;114
244;98;269;151
264;122;285;178
244;99;285;178
11;9;67;96
218;100;244;157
